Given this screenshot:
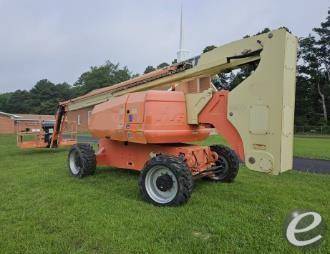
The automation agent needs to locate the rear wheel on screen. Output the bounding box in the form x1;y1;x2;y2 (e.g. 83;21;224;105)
208;145;239;182
139;155;193;206
68;143;96;178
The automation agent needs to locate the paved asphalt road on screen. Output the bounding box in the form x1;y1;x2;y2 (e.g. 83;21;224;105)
75;135;330;174
293;157;330;174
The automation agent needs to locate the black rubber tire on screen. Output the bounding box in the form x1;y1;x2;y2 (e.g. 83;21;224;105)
138;154;193;206
67;143;96;178
208;145;239;182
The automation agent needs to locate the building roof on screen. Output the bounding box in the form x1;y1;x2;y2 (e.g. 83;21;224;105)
0;111;20;119
0;112;54;121
15;114;54;121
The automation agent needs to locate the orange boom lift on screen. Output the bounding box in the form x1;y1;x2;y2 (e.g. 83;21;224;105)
51;29;296;206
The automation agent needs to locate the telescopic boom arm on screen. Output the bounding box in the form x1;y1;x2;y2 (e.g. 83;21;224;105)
54;28;297;175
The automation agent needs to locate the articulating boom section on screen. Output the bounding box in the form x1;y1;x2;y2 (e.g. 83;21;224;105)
50;105;66;148
187;29;297;174
231;30;297;174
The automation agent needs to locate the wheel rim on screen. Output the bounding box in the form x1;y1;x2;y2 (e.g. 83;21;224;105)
69;150;81;175
213;156;229;180
145;165;178;204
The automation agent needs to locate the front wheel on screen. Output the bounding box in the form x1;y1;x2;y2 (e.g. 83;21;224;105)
138;155;193;206
67;143;96;178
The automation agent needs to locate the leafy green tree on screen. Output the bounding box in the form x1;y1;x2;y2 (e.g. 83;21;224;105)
298;9;330;125
5;90;32;113
74;61;132;94
295;73;316;125
144;65;156;74
313;9;330;124
203;45;216;53
56;82;75;100
27;80;76;114
30;79;56;100
157;62;169;69
256;27;270;35
29;79;57;114
313;10;330;77
0;61;134;114
0;93;12;112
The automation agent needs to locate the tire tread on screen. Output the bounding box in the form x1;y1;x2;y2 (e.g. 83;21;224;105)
210;145;239;182
139;154;193;206
68;143;96;177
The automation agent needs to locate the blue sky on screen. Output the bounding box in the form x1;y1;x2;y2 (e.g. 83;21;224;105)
0;0;328;92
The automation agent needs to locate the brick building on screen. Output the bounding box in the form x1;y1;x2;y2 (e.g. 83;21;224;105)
0;112;54;134
66;106;93;133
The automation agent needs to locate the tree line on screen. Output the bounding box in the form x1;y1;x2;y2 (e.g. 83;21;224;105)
0;10;329;129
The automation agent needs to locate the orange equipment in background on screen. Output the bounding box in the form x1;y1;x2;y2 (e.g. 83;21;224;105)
17;117;77;149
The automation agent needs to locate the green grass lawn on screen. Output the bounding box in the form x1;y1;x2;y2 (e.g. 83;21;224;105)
294;136;330;160
0;135;329;253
